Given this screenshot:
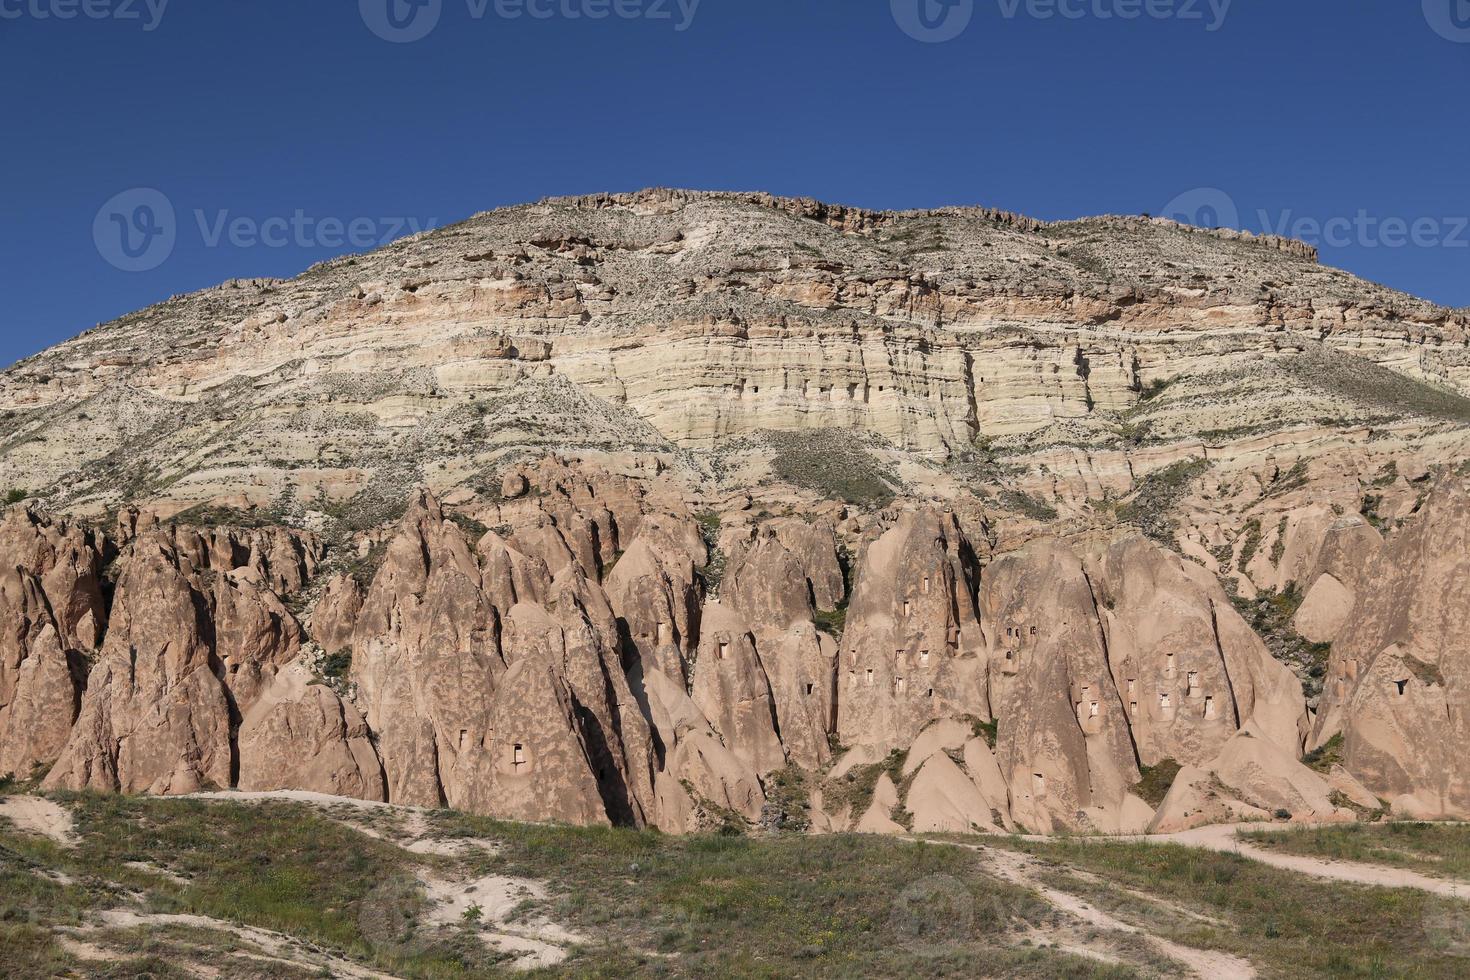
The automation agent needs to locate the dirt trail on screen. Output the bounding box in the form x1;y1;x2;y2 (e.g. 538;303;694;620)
0;794;77;846
910;836;1256;979
79;909;401;980
1060;822;1470;899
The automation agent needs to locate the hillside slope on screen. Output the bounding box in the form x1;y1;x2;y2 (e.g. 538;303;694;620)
2;189;1469;833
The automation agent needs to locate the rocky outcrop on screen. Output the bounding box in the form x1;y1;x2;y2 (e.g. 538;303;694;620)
836;510;987;752
237;658;385;800
0;570;83;779
0;508;106;779
1314;477;1470;818
8;189;1470;838
1088;535;1309;766
42;525;309;795
983;541;1140;834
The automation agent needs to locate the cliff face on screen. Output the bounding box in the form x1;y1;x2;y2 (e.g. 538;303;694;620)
3;189;1470;829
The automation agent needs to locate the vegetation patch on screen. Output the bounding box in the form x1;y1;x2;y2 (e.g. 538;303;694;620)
1117;458;1211;545
1236;518;1263;572
423;803;1111;978
764;429;899;509
812;604;847;639
818;750;908;823
1131;759;1182;807
695;511;728;597
1302;733;1343;774
996;490;1059;523
1230;587;1332;699
1280;347;1470;426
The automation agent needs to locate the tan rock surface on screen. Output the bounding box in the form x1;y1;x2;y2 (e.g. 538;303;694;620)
6;190;1470;836
1313;477;1470;817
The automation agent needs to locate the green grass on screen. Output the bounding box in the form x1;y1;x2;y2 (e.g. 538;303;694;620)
424;810;1125;978
812;604;847;639
992;836;1470;978
2;794;498;977
1;792;1132;979
17;791;1470;978
1240;823;1470;882
1131;759;1182;807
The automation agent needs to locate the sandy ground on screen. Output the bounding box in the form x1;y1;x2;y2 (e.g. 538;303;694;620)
421;872;587;970
0;794;77;846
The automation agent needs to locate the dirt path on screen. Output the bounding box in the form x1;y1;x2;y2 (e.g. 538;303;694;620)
78;909;402;980
1078;822;1470;899
910;836;1256;979
0;794;77;846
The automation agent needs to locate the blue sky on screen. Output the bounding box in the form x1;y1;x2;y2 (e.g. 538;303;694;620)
1;1;1467;367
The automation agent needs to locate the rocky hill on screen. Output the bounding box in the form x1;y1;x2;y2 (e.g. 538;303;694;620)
3;188;1469;833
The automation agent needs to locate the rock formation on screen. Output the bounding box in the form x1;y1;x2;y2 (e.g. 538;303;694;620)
3;189;1470;830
